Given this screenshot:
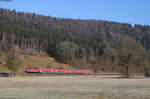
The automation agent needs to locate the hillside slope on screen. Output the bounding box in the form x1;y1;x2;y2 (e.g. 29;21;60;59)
0;55;73;72
0;8;150;73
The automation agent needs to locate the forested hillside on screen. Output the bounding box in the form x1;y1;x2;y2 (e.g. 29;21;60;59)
0;8;150;73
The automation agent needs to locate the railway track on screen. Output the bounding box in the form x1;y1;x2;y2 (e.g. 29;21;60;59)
0;72;148;78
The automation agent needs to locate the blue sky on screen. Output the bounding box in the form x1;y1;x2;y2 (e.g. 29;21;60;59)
0;0;150;25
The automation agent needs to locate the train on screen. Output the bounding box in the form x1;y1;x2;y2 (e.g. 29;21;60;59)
25;67;94;74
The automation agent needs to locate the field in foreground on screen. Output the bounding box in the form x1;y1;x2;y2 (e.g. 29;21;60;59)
0;76;150;99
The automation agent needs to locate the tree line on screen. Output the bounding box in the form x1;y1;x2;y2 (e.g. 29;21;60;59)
0;8;150;75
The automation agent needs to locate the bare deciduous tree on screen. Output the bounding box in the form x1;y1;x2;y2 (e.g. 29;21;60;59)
6;45;22;76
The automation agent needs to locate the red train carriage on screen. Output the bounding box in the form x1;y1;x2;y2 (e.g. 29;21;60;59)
25;67;94;74
25;68;39;73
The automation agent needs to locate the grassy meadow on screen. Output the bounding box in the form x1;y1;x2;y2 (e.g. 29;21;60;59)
0;76;150;99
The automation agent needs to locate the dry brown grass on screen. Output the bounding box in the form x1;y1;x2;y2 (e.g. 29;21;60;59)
0;76;150;99
20;55;73;70
0;64;10;72
0;54;74;72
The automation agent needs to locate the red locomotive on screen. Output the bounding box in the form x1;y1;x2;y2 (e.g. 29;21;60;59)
25;67;94;74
